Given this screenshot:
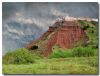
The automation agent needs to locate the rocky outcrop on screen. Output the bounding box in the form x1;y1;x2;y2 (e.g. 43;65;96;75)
26;20;88;57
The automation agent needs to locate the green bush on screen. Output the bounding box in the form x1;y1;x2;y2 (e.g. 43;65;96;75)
49;50;72;58
49;45;72;58
91;21;98;26
72;47;96;57
49;45;98;58
78;20;98;49
78;20;90;30
3;48;42;64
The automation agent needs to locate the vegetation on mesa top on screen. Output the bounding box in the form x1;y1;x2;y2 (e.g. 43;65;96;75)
78;20;98;49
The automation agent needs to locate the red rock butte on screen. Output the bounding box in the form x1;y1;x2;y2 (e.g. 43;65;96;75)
26;19;88;57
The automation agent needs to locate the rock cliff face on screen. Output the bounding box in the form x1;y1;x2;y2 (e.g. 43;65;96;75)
26;20;88;57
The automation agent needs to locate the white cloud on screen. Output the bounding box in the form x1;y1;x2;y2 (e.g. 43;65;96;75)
17;17;33;24
15;12;52;28
15;12;33;24
8;28;24;36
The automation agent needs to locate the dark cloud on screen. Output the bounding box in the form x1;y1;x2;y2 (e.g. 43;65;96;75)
2;3;23;20
2;2;99;20
2;2;99;54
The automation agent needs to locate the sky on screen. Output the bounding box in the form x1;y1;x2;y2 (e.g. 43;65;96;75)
2;2;99;55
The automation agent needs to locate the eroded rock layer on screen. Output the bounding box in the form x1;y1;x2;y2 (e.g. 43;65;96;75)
26;20;88;56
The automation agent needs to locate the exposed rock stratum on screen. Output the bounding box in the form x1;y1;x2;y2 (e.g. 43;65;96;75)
26;17;90;56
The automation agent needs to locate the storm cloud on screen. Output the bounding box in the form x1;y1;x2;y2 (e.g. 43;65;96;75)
2;2;98;54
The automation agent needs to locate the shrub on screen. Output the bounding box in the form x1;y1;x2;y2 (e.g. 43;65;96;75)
3;52;15;64
49;45;98;58
49;45;73;58
3;48;42;64
91;21;98;26
79;20;98;50
78;20;90;30
49;50;72;58
72;47;96;57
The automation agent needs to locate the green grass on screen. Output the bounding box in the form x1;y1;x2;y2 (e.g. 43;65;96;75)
49;46;98;58
3;48;42;64
3;56;98;74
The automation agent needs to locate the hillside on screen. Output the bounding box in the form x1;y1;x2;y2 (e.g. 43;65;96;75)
26;17;98;57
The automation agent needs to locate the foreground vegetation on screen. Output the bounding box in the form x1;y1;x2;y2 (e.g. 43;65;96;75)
2;47;98;74
3;48;42;64
3;56;98;74
49;46;98;58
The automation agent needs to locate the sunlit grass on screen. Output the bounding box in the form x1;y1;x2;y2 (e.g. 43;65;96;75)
3;56;98;74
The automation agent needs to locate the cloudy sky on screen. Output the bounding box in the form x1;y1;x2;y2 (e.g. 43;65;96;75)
2;2;98;54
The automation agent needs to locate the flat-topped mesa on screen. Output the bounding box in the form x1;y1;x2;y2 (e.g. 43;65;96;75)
26;16;93;57
43;19;89;56
48;18;80;32
48;16;98;32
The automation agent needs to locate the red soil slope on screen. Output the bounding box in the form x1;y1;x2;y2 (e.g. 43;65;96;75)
26;20;88;57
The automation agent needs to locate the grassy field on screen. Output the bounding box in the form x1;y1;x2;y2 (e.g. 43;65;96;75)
3;56;98;74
